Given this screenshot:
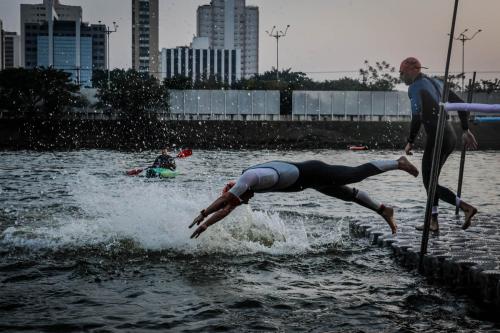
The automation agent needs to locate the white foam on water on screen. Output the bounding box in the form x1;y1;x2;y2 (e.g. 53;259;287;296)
1;171;344;255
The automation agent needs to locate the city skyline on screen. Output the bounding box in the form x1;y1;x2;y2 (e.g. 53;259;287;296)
1;0;499;82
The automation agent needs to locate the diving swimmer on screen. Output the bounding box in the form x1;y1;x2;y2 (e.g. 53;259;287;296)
189;157;419;239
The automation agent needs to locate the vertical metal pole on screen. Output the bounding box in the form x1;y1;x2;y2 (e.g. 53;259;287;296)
461;38;465;91
305;92;308;120
196;90;199;116
276;36;279;82
343;92;347;119
331;92;334;118
455;72;476;215
318;93;321;117
251;91;254;116
419;0;460;272
237;91;240;118
265;91;267;117
107;28;110;86
210;90;213;117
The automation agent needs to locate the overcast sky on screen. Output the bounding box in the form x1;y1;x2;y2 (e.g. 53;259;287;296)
1;0;499;82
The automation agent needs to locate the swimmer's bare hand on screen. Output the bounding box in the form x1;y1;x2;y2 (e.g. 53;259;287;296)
189;213;205;228
404;142;414;156
190;224;208;239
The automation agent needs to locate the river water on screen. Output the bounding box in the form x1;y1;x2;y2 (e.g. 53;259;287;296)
0;149;499;332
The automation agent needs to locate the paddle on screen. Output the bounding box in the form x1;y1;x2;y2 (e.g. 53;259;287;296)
126;148;193;176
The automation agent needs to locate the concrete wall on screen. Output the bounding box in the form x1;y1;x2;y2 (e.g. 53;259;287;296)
1;119;499;150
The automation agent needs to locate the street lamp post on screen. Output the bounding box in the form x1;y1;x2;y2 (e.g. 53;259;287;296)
99;21;118;86
266;25;290;82
454;28;482;91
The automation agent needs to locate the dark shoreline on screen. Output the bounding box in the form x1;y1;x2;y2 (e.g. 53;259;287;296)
1;119;499;150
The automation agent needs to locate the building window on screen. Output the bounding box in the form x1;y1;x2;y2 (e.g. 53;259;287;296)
224;49;229;83
231;50;236;82
203;49;208;77
181;49;186;76
166;50;171;78
216;50;222;81
188;49;193;78
173;49;179;75
195;49;200;80
210;49;215;75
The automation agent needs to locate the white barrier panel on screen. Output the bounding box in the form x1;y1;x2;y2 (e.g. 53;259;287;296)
332;91;346;116
345;91;359;115
170;90;184;114
305;91;319;115
266;91;280;115
239;91;252;115
372;92;385;116
168;90;280;116
292;91;415;117
253;91;267;115
359;91;372;116
198;90;211;114
397;91;411;116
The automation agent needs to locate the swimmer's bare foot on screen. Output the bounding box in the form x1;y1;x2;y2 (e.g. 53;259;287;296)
415;215;439;232
461;201;478;230
380;205;397;234
397;156;419;177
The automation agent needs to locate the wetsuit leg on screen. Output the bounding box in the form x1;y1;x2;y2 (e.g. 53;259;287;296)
316;185;381;213
291;160;393;190
421;126;457;207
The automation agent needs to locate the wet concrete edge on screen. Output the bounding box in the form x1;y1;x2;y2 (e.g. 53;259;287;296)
349;217;500;309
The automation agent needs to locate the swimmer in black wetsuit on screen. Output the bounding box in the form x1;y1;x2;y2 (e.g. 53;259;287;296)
399;57;478;232
189;156;419;238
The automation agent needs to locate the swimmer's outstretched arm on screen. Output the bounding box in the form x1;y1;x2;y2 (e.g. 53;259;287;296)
189;193;241;239
190;203;237;239
189;194;229;227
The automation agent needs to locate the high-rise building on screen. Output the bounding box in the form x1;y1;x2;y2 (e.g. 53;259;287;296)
132;0;159;78
3;31;21;69
21;0;82;67
197;0;258;78
20;0;106;86
0;19;4;70
160;37;242;85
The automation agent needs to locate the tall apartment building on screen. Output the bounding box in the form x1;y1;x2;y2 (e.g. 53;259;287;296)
197;0;258;78
132;0;159;78
160;37;242;85
20;0;106;86
3;32;21;69
0;19;4;70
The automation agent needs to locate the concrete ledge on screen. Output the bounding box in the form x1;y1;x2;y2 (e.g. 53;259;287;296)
1;119;500;150
349;214;500;308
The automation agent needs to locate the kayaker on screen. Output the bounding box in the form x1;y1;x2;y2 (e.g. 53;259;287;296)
189;156;419;238
152;148;176;171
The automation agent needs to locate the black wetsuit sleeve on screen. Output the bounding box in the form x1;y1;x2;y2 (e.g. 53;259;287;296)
448;90;469;131
407;113;421;144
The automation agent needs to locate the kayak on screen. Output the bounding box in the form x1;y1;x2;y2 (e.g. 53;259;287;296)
144;167;178;178
348;145;369;151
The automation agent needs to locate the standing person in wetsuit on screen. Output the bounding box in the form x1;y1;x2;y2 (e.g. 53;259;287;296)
399;57;478;232
189;157;420;238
